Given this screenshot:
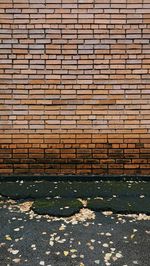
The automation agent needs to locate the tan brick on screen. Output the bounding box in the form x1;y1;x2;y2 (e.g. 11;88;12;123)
0;1;149;175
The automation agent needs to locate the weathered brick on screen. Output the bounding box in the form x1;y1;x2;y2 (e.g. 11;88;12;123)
0;0;149;175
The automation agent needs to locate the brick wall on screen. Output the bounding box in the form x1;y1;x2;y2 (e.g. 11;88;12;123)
0;0;150;176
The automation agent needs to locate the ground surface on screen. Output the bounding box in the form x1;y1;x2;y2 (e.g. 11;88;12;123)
0;179;150;266
0;180;150;215
0;201;150;266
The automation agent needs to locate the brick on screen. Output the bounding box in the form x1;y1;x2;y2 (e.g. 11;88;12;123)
0;1;149;175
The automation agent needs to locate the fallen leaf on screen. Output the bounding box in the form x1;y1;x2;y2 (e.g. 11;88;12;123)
12;259;21;263
71;254;77;258
55;252;60;255
7;199;16;204
116;252;123;258
145;230;150;234
133;260;138;264
14;228;20;232
95;260;100;264
64;251;69;256
133;229;137;233
49;241;54;246
8;249;19;255
89;246;94;250
104;253;112;262
106;233;111;236
78;199;87;207
59;224;66;231
70;249;77;253
39;261;45;266
102;211;113;216
55;236;60;241
19;202;33;212
131;234;135;239
103;243;109;247
5;235;12;241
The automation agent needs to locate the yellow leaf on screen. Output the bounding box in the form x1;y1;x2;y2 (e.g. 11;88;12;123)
59;225;66;231
64;251;69;256
5;235;12;241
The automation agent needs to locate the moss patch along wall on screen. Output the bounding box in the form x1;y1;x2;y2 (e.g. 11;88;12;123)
0;0;150;176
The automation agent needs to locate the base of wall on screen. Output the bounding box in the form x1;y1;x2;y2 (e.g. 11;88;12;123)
0;135;150;177
0;174;150;182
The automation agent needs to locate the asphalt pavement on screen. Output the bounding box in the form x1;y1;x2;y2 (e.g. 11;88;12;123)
0;200;150;266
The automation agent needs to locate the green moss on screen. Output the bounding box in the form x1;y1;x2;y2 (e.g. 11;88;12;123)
0;180;149;201
0;181;55;199
0;179;150;214
0;182;29;199
87;197;150;214
32;198;83;217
